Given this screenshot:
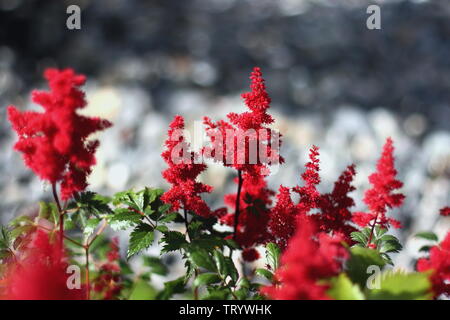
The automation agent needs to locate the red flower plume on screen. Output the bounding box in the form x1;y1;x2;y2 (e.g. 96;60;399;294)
161;115;213;217
1;230;85;300
352;138;405;230
7;68;112;200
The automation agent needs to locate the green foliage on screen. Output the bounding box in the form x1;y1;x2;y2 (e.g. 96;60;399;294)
346;246;386;287
327;274;365;300
127;223;155;259
265;242;281;271
156;277;186;300
366;271;432;300
415;231;438;242
351;227;402;265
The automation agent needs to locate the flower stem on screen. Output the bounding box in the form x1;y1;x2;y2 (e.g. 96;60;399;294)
51;183;64;247
367;212;379;247
84;246;90;300
233;170;243;241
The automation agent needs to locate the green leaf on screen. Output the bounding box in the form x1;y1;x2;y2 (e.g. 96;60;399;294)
108;209;142;231
351;231;368;245
346;247;386;287
265;242;281;271
127;224;154;259
188;249;217;272
255;268;274;281
143;256;168;276
202;287;230;300
194;273;222;287
213;250;226;276
158;212;178;223
128;279;158;300
156;277;186;300
0;226;12;250
160;231;187;253
83;218;101;237
367;271;432;300
327;274;365;300
415;232;438;242
224;257;239;284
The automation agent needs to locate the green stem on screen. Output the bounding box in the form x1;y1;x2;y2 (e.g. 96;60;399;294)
233;170;243;241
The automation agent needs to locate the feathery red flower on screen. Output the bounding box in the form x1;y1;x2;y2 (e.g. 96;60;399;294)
417;231;450;298
161;115;213;217
1;230;84;300
315;164;358;242
7;68;112;200
203;67;283;178
352;138;405;230
293;145;321;213
222;173;274;249
268;186;297;250
440;207;450;217
261;216;349;300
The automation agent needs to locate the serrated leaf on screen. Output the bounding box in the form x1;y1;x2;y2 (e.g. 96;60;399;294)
255;268;274;281
127;224;154;259
160;231;187;253
351;231;367;245
265;242;281;271
188;249;217;272
367;271;432;300
0;226;12;249
194;273;222;287
327;273;365;300
159;212;178;223
415;232;438;242
109;210;142;231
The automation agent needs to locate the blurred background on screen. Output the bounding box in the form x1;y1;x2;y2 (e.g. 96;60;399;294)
0;0;449;277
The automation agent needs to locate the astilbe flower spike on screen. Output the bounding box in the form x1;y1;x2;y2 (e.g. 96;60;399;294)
1;230;84;300
161;115;213;217
293;145;321;213
7;68;112;200
352;138;405;231
315;164;358;242
417;231;450;299
268;186;297;251
261;216;349;300
203;67;282;258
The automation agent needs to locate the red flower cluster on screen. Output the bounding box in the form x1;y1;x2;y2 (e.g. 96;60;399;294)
1;230;84;300
292;145;321;212
315;164;358;242
222;174;274;255
203;67;284;177
268;186;297;250
268;147;357;250
161;115;213;217
92;238;122;300
261;216;349;300
202;67;282;256
352;138;405;230
7;68;112;200
417;231;450;298
440;207;450;217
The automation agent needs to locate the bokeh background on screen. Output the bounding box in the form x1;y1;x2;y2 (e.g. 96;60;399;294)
0;0;449;276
